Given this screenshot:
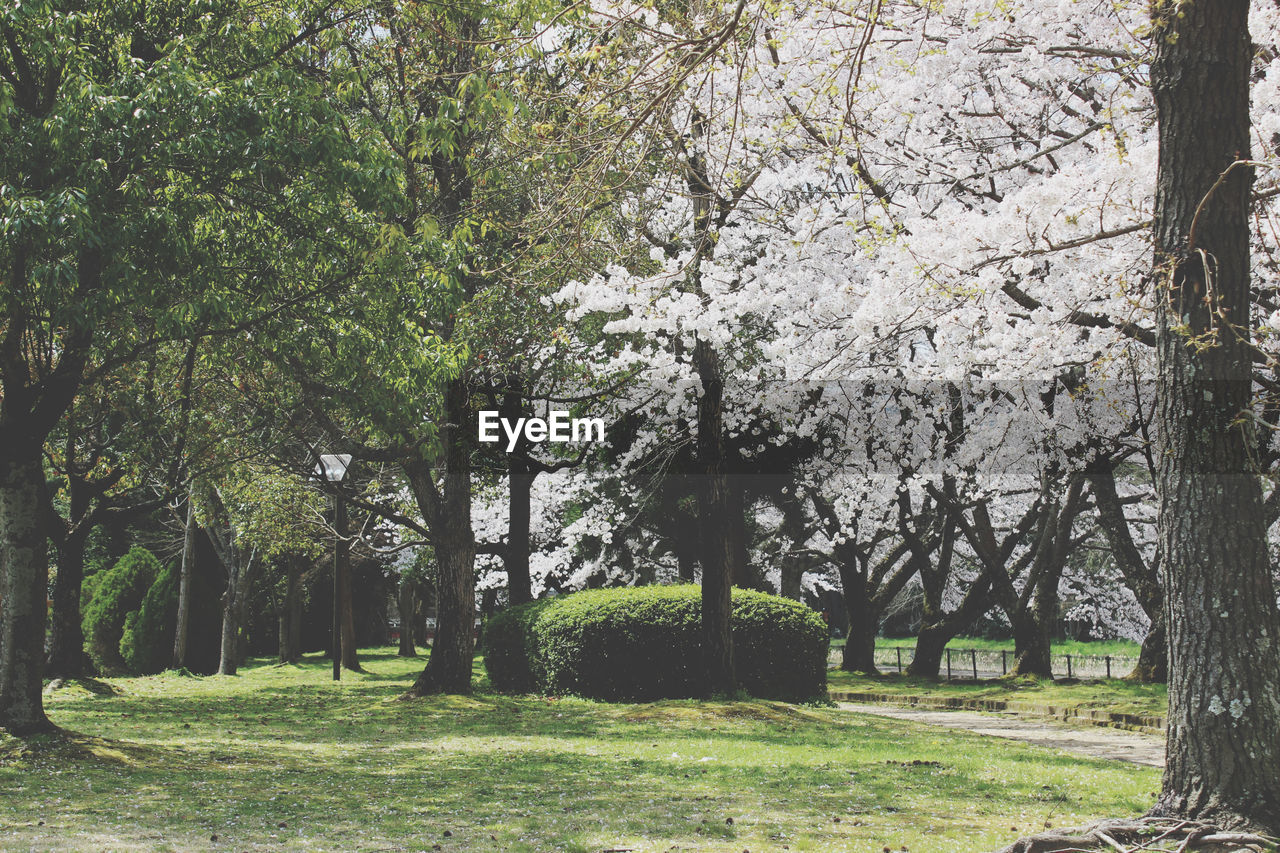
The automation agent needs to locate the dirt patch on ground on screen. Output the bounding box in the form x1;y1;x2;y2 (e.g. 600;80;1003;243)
838;703;1165;767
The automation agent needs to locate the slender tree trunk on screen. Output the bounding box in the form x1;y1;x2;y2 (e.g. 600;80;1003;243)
279;558;302;664
172;494;197;669
218;563;241;676
45;527;90;678
506;462;534;606
1149;0;1280;830
694;339;736;696
0;451;56;734
397;581;416;657
410;378;477;695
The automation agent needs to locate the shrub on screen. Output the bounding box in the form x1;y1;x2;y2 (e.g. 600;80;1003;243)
485;585;828;701
121;560;180;674
81;546;161;674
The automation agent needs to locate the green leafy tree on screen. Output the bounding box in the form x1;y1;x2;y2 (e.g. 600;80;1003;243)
0;1;382;732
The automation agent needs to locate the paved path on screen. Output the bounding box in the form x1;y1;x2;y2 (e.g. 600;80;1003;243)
838;702;1165;768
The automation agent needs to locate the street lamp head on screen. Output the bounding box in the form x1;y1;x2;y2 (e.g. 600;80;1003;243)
316;453;353;483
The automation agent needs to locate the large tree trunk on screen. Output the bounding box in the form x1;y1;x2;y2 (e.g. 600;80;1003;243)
1149;0;1280;831
837;556;877;673
694;339;736;696
0;450;56;734
397;580;416;657
410;378;477;695
45;527;90;678
172;495;197;669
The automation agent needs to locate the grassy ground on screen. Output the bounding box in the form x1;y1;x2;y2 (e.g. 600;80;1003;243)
826;671;1168;720
1;649;1158;853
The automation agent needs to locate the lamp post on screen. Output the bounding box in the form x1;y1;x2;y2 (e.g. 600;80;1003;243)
316;453;351;682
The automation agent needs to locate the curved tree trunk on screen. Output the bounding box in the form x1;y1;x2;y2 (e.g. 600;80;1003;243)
1149;0;1280;831
0;450;56;734
1086;456;1166;682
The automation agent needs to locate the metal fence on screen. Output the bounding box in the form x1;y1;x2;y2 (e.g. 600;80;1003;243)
828;644;1137;680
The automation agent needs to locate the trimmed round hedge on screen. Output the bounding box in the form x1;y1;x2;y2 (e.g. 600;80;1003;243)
485;585;828;701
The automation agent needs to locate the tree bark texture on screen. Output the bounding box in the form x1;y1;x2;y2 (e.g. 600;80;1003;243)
694;338;736;696
0;451;55;734
1150;0;1280;831
410;377;477;695
45;527;90;678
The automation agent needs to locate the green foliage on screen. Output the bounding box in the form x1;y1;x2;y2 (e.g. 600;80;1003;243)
120;560;180;675
81;546;161;674
486;585;829;701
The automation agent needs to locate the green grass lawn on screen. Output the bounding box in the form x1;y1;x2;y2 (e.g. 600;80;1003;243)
1;649;1158;852
826;671;1168;721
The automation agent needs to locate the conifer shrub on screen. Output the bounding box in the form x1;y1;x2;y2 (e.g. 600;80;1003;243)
485;585;828;701
120;560;180;674
81;546;161;674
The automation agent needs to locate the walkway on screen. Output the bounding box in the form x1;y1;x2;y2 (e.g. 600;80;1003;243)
838;702;1165;768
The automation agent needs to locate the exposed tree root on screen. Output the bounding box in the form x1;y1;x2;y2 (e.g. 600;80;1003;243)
993;817;1278;853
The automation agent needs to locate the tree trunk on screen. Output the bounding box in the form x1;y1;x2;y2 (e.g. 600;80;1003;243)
1131;612;1166;684
397;581;416;657
1086;456;1166;682
45;527;90;678
279;558;303;664
837;558;877;673
506;462;534;606
410;378;477;695
0;451;56;734
694;338;736;696
1149;0;1280;831
218;563;241;676
172;494;197;669
909;626;948;679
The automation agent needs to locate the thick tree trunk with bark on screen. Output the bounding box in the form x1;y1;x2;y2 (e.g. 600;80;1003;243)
410;378;477;696
1149;0;1280;831
0;451;56;734
694;338;736;696
45;527;90;678
838;561;878;673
